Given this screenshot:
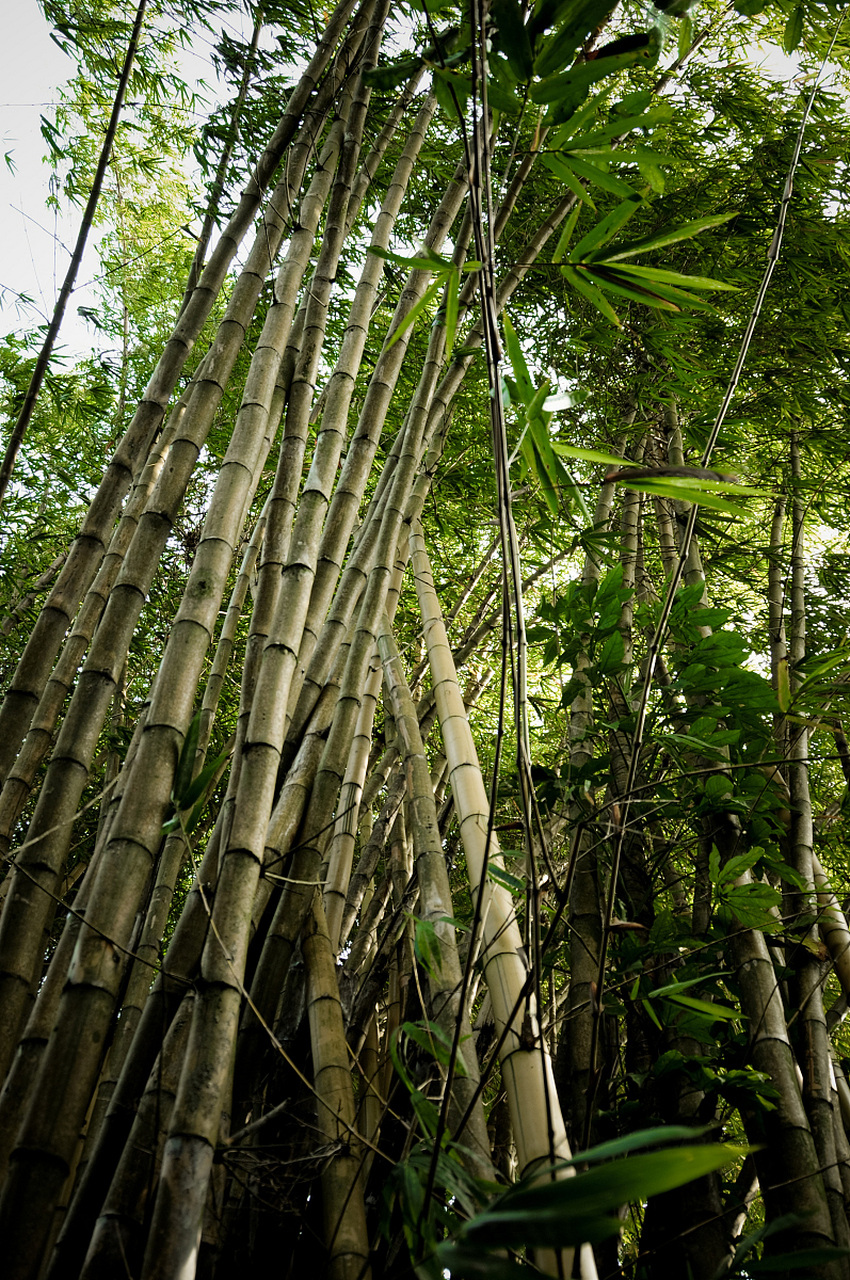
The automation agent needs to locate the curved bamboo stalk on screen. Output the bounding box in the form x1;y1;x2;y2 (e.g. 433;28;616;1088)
409;517;597;1279
377;612;494;1179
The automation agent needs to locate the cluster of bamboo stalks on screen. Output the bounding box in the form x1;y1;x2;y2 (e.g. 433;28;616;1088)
0;4;596;1275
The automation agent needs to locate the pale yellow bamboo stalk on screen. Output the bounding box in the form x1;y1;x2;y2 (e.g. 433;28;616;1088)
128;19;389;1273
0;399;178;863
281;132;463;732
378;612;494;1178
409;517;597;1278
323;533;408;953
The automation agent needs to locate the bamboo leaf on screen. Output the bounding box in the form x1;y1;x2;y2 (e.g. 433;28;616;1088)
612;476;743;515
551;203;582;263
602;211;737;261
502;312;535;402
530;34;660;108
368;245;451;272
444;267;459;361
569;193;644;261
463;1144;746;1247
540;151;596;205
561;264;621;326
556;151;637;198
364;57;422;92
550;443;632;467
604;262;738;290
385;279;442;351
576;264;682;311
172;710;202;808
177;747;230;812
783;5;804;53
487;864;525;894
663;993;740;1021
561;106;674;150
489;0;534;80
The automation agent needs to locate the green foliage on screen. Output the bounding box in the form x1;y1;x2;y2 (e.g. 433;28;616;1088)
430;1130;746;1275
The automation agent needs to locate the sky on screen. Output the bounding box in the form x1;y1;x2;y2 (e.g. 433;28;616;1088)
0;5;84;348
0;3;805;366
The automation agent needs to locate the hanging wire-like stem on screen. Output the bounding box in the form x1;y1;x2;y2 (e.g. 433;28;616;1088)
0;0;149;509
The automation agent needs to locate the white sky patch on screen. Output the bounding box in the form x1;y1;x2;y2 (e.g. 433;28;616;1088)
0;7;84;344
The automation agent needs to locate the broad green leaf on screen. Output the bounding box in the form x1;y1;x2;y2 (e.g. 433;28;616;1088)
542;388;581;411
603;211;737;261
177;747;230;812
487;864;525;893
609;476;744;516
368;245;451;272
433;67;462;117
502;312;535;402
577;265;683;311
783;5;804;53
437;68;522;114
650;971;729;998
464;1144;746;1247
364;58;422;92
172;710;202;808
720;881;782;930
562;264;621;326
401;1019;467;1073
489;0;534;79
643;998;663;1029
550;443;632;468
749;1247;850;1272
561;106;675;150
557;151;637;197
530;0;613;76
567;1125;717;1165
413;921;444;981
678;12;693;59
551;203;582;263
603;261;738;290
664;993;739;1021
569;193;644;261
540;150;596;205
530;36;660;109
526;380;552;420
527;412;591;520
594;629;624;675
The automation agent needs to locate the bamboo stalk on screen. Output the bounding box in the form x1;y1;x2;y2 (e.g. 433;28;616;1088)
409;517;597;1279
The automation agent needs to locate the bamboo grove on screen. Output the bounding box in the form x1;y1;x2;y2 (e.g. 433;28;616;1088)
4;0;850;1276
